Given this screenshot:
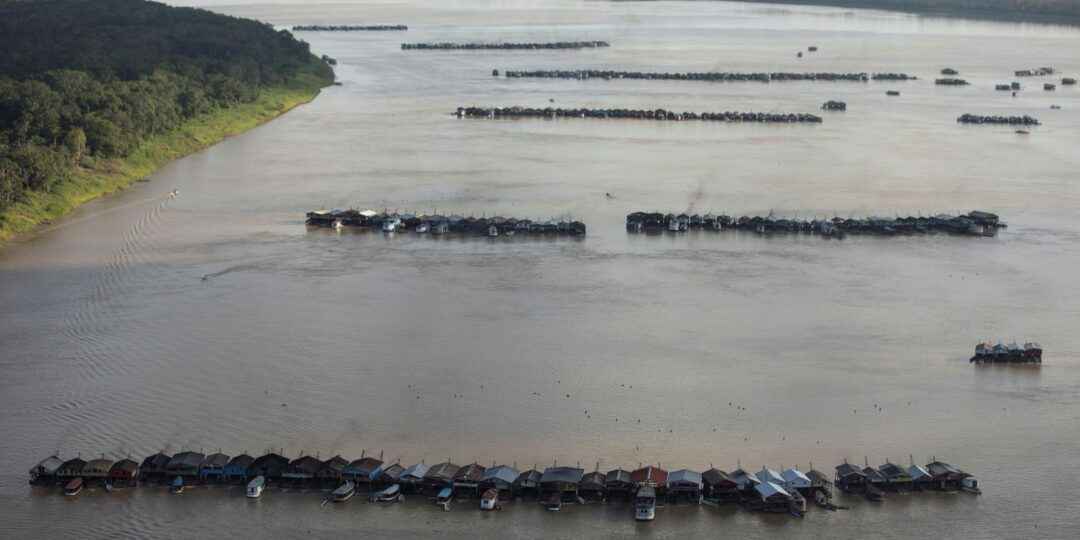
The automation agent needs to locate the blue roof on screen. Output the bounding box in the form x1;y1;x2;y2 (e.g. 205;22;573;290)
437;487;452;498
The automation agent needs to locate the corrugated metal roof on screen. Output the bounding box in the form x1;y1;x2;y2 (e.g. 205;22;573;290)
167;451;205;470
424;462;460;480
399;463;430;481
668;469;703;487
454;463;486;481
226;454;254;469
201;453;230;468
702;468;735;486
479;465;519;484
540;467;584;484
754;481;791;499
581;471;606;487
30;455;64;475
630;466;668;485
605;468;632;485
781;468;811;486
755;467;783;485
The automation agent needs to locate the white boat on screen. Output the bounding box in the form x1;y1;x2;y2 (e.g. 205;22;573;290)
961;476;981;494
63;477;83;496
435;487;453;506
331;481;355;502
488;225;499;237
169;476;184;494
480;488;499;510
667;219;680;232
375;484;401;502
246;475;265;498
382;217;401;232
504;230;514;236
332;218;344;229
635;485;656;521
415;222;429;233
546;492;562;512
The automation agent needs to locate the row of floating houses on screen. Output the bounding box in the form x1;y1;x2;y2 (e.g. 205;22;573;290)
971;342;1043;363
29;450;979;515
625;211;1004;237
496;69;917;82
401;41;609;50
455;106;823;123
957;114;1040;126
306;209;586;236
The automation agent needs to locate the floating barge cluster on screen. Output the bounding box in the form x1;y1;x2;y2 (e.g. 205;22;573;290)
28;450;980;518
941;68;959;75
957;114;1039;125
401;41;608;50
455;106;823;123
499;70;916;82
934;78;969;85
970;342;1042;363
306;209;585;236
292;25;408;31
821;100;846;111
625;211;1004;237
1015;67;1054;76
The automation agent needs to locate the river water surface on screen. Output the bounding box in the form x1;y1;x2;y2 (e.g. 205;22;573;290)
2;1;1080;538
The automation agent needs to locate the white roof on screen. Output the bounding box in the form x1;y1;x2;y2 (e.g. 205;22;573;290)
400;463;430;480
755;467;783;484
359;210;377;217
754;481;791;499
781;468;811;486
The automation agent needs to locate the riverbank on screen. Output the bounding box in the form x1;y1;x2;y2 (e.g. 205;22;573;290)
0;69;332;247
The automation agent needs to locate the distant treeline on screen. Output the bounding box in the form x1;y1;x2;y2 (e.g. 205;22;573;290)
0;0;333;214
617;0;1080;23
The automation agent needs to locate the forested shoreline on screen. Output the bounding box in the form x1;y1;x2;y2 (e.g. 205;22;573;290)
0;0;334;243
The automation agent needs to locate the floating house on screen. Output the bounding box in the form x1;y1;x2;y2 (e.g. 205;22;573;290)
907;462;936;491
514;469;542;500
863;465;887;491
423;462;461;494
755;467;784;487
835;463;867;493
107;459;140;487
343;457;384;490
926;461;969;491
479;465;520;498
56;457;87;482
753;482;793;512
631;466;669;501
166;451;205;481
315;456;349;489
248;452;290;484
579;471;606;501
539;467;584;503
452;463;487;497
805;469;833;498
780;468;812;497
604;469;633;502
879;462;914;492
223;454;253;484
373;463;405;490
667;469;703;504
199;453;230;484
29;455;64;485
139;452;170;483
398;463;430;493
702;468;739;503
729;468;761;494
282;455;323;487
82;457;114;485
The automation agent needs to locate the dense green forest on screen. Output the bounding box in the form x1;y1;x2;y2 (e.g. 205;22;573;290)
0;0;333;223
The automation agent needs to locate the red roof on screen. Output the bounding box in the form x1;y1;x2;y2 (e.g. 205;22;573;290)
630;466;668;485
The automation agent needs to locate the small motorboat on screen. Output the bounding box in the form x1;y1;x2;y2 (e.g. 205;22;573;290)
791;490;807;512
376;484;401;502
504;230;514;236
63;477;83;496
246;475;265;498
169;476;184;494
1016;129;1030;134
415;222;429;233
480;488;499;510
487;225;499;237
886;90;900;96
331;481;355;502
104;482;114;493
961;476;981;494
865;484;884;502
700;497;719;507
382;217;401;232
789;508;804;518
435;487;453;508
332;218;344;230
1050;105;1062;109
546;492;562;512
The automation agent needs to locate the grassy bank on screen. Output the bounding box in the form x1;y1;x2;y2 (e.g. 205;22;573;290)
0;69;331;246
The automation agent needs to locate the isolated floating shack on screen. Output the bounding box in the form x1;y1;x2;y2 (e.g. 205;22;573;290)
539;467;584;503
926;461;969;491
343;457;384;489
248;452;290;484
29;455;64;485
199;453;230;483
753;482;793;512
780;468;812;497
579;471;607;501
453;463;487;497
166;451;204;481
374;463;405;490
514;469;542;499
223;454;253;484
835;463;867;493
479;465;520;497
424;462;461;493
107;459;140;487
398;463;430;493
668;469;703;503
604;468;634;502
282;455;323;487
702;468;739;503
82;457;114;486
315;456;349;488
879;462;914;492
